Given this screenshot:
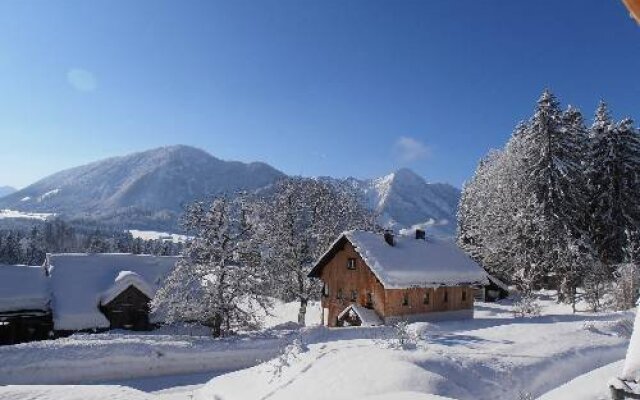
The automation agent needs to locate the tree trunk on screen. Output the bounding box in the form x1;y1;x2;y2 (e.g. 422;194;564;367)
210;313;222;338
298;298;308;326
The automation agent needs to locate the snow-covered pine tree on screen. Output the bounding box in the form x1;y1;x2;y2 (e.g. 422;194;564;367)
458;148;517;280
256;177;377;326
555;106;594;305
458;91;598;294
587;102;627;268
617;118;640;251
151;194;271;337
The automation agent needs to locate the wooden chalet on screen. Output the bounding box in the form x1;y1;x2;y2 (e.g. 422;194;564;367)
308;229;488;327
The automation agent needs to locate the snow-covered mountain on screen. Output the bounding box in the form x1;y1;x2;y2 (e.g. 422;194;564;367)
0;146;460;236
0;145;286;228
351;168;460;238
0;186;16;198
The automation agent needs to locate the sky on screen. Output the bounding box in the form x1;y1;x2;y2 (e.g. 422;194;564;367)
0;1;639;189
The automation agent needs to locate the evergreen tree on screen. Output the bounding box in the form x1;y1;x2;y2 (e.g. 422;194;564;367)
587;102;627;267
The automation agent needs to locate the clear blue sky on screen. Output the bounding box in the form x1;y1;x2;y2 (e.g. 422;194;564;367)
0;1;638;189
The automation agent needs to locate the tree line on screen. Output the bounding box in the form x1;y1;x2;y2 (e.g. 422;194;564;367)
0;219;182;266
458;90;640;311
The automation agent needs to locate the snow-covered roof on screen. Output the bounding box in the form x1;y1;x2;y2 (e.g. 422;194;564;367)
46;253;179;331
0;265;50;313
100;271;155;306
338;304;383;326
309;230;488;289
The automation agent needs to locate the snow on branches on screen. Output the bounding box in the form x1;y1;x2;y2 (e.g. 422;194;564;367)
458;90;640;308
151;194;271;337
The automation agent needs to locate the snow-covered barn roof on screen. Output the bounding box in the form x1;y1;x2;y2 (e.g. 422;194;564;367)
45;253;179;331
0;265;50;313
309;230;488;289
100;271;155;306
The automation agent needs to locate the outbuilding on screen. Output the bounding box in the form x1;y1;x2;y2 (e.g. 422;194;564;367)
44;253;180;333
0;265;52;345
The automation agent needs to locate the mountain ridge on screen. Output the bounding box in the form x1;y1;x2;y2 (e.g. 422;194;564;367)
0;186;16;198
0;145;460;236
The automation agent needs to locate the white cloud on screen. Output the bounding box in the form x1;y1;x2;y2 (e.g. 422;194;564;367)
393;136;430;162
67;68;97;92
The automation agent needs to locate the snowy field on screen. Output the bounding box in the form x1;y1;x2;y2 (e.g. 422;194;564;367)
128;230;191;244
0;294;634;400
0;209;55;221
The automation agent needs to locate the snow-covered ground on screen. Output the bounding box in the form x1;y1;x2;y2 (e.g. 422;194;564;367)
0;209;55;221
128;230;191;244
0;295;634;400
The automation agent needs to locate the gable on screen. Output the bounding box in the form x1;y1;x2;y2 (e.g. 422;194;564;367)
101;285;150;308
100;271;155;306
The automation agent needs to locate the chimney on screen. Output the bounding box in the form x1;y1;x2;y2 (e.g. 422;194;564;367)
383;230;395;246
415;229;426;240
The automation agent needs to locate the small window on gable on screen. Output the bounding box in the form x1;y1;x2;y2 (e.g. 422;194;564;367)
323;284;330;297
402;292;409;306
444;290;448;303
347;258;356;270
366;292;373;306
423;291;430;305
337;288;343;300
351;290;357;302
462;290;467;302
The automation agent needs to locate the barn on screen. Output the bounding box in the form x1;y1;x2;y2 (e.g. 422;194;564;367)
308;229;488;327
45;253;180;333
0;265;52;345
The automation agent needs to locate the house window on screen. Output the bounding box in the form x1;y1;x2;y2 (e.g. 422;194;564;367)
351;290;358;302
444;290;448;303
323;284;330;297
402;292;409;306
347;258;356;270
366;292;373;307
462;290;467;302
337;288;343;300
423;291;430;305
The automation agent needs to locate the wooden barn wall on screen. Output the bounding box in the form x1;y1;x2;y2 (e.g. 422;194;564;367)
384;286;473;317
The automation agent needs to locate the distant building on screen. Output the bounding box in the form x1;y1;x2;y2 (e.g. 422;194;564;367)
0;254;179;345
308;230;488;327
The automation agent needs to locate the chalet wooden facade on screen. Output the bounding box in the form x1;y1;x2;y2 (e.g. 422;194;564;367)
308;230;487;327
